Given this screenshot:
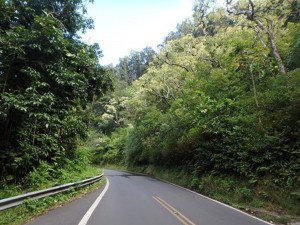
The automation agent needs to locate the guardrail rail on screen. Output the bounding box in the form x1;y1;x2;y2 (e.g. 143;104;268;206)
0;173;104;211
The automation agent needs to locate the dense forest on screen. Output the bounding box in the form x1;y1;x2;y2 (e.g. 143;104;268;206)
91;0;300;216
0;0;299;220
0;0;112;182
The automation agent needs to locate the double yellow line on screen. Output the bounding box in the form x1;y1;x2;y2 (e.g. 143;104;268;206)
153;196;196;225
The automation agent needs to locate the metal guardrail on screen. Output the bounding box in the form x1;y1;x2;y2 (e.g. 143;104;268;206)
0;173;104;211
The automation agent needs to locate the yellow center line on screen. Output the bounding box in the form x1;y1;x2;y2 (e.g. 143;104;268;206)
153;196;196;225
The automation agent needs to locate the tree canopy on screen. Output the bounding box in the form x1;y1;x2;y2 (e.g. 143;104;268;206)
1;1;299;216
0;0;112;181
91;0;300;212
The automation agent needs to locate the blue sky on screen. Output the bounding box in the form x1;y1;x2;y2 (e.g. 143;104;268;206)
81;0;195;65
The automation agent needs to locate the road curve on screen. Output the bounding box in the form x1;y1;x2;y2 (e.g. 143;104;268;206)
25;169;271;225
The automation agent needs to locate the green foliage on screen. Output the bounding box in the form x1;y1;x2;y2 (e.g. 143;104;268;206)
23;162;54;189
92;127;129;165
114;47;156;85
0;0;112;182
0;184;22;200
72;147;91;169
113;2;300;186
89;0;300;218
0;166;103;225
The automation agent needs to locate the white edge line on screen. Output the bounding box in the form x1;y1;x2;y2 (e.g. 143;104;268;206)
101;169;272;225
78;178;110;225
161;179;273;225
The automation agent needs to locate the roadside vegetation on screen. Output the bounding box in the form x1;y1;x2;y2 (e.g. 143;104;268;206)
0;144;103;225
1;0;299;224
0;1;108;224
0;0;112;184
0;184;103;225
89;0;300;224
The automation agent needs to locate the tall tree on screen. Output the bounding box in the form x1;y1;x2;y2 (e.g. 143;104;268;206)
115;47;156;85
0;0;112;181
226;0;295;75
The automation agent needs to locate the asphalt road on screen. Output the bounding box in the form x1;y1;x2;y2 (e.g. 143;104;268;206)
24;169;271;225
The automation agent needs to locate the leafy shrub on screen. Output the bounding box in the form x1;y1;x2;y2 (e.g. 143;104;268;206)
23;162;54;189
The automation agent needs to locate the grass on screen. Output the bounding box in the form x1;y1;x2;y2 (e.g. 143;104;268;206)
0;166;105;225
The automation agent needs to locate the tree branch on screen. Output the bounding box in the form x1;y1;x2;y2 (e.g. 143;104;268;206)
157;54;191;72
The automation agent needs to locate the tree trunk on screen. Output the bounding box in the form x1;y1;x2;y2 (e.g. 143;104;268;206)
32;118;37;145
254;19;287;75
250;63;259;107
250;62;262;124
267;35;287;75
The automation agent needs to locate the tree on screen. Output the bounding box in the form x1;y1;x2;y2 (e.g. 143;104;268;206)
11;0;95;37
115;47;156;85
192;0;216;37
226;0;294;75
102;0;299;190
0;0;112;181
164;19;194;42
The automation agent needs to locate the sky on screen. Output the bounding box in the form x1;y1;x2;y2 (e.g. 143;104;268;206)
81;0;195;66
